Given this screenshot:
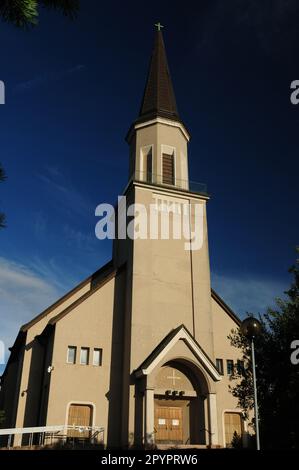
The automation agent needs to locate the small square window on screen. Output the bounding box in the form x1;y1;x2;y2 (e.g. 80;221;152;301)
80;347;89;365
227;359;234;375
93;348;103;366
67;346;77;364
216;358;224;375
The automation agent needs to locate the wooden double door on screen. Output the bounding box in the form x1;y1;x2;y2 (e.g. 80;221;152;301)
155;406;183;443
67;404;92;438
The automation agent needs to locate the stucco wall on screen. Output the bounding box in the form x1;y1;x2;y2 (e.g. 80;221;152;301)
211;296;245;446
14;280;91;430
45;269;126;447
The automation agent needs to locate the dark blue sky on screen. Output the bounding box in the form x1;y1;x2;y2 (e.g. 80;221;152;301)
0;0;298;368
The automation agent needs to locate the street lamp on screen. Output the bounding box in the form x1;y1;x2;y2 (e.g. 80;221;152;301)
240;316;262;450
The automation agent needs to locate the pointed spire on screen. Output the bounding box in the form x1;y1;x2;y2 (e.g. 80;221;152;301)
137;28;180;124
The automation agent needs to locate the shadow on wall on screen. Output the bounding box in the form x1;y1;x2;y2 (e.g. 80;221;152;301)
106;267;127;447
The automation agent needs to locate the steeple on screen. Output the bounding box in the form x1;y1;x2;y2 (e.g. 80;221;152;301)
127;27;190;191
137;28;180;124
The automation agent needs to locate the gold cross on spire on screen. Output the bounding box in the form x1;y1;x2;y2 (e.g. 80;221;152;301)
154;22;164;31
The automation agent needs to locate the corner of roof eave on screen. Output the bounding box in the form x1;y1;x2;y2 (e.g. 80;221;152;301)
125;116;190;144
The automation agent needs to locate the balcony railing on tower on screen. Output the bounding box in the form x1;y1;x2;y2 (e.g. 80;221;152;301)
130;170;208;195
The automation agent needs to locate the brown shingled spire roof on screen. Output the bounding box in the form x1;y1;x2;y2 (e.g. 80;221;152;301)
137;30;181;124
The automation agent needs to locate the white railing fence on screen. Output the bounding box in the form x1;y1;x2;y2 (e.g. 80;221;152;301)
0;425;104;449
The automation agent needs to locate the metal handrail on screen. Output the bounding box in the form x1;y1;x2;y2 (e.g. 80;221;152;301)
128;170;208;196
0;424;104;449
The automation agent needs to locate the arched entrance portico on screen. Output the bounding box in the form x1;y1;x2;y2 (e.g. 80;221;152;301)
133;325;222;448
153;360;207;445
139;358;219;447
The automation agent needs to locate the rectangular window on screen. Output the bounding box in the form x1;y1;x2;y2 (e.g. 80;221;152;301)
216;358;224;375
146;149;152;183
227;359;234;375
93;348;103;366
162;153;175;185
80;347;89;365
67;346;77;364
237;360;244;375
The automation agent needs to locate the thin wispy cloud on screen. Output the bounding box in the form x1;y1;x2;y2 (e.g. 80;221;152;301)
211;271;287;318
0;257;64;369
37;166;92;218
27;255;73;292
0;251;104;373
63;224;97;253
44;165;63;178
33;210;47;238
14;64;85;93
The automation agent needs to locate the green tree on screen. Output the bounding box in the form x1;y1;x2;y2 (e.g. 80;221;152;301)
0;164;6;228
0;0;79;28
229;249;299;449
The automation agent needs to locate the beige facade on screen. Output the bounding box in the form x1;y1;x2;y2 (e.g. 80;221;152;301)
0;30;249;449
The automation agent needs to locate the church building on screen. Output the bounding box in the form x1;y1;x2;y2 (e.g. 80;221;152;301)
0;29;249;448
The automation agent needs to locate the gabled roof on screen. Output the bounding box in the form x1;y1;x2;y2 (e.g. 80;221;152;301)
1;330;26;378
21;260;114;332
211;289;241;326
48;263;125;326
1;262;124;378
134;324;222;382
136;30;180;125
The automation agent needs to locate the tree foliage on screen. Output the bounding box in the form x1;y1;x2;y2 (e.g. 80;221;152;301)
229;249;299;448
0;0;79;28
0;164;6;228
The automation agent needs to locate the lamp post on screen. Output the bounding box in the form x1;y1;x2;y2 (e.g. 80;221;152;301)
240;316;262;450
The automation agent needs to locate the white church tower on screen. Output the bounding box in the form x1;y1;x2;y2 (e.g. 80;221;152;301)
114;27;222;446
